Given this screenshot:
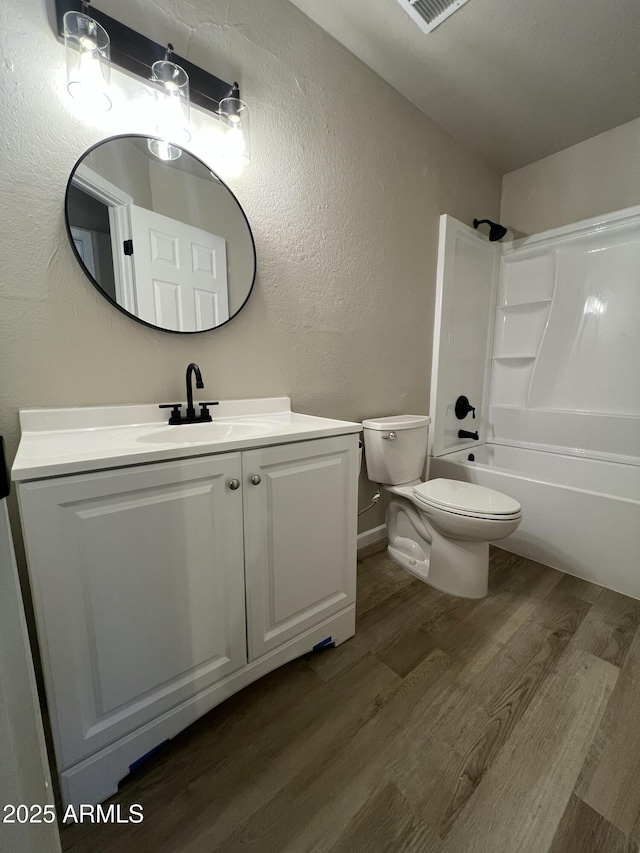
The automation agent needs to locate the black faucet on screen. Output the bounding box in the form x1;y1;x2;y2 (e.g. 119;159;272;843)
185;362;204;420
458;429;479;440
159;363;219;425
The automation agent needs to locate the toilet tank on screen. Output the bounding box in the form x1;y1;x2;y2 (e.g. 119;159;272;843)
362;415;431;485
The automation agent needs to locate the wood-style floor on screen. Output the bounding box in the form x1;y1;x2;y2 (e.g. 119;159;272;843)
61;544;640;853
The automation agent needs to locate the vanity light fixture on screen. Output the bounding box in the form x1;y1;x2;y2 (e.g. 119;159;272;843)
55;1;249;170
148;46;191;162
63;2;111;111
219;83;251;169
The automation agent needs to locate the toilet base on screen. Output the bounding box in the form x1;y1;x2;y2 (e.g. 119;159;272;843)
387;497;489;599
387;542;430;585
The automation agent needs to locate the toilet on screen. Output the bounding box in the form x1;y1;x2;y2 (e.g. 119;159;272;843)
362;415;522;598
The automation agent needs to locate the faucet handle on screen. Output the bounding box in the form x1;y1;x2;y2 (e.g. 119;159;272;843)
198;401;219;422
455;395;476;420
159;403;183;425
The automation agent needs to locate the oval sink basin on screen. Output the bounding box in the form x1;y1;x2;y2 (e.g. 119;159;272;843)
137;419;280;445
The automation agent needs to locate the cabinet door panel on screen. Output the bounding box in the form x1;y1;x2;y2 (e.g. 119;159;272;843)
243;435;358;659
19;454;246;769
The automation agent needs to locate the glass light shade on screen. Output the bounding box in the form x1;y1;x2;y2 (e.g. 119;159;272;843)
218;96;251;171
147;138;183;161
64;11;111;111
150;60;191;150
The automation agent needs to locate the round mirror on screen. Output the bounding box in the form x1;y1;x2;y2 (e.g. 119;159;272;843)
65;135;256;334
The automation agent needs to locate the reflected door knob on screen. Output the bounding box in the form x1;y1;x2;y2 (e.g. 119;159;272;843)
228;479;240;490
250;474;262;485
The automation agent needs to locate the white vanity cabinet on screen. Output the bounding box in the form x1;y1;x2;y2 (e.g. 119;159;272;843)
243;437;357;659
15;412;359;809
18;453;248;769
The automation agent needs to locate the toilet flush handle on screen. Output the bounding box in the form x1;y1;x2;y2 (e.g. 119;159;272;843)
383;431;397;440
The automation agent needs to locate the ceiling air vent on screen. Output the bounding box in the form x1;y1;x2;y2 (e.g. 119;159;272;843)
396;0;472;34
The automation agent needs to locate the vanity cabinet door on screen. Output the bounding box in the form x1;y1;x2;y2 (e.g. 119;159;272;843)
242;435;358;660
18;454;246;770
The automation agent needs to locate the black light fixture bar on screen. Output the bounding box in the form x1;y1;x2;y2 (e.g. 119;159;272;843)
54;0;238;114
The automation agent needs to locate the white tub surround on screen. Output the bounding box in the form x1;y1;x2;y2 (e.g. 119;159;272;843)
13;401;361;808
491;205;640;461
429;208;640;598
429;216;500;457
488;407;640;466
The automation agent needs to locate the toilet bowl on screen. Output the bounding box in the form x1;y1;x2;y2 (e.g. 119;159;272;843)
362;415;522;598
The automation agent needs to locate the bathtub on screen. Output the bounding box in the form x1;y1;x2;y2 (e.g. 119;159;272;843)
429;444;640;600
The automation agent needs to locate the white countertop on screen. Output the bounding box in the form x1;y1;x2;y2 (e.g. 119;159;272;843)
12;398;362;482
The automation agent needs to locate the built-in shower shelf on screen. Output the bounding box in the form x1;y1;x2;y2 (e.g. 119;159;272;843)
493;298;550;361
493;355;537;362
497;299;552;311
490;356;536;408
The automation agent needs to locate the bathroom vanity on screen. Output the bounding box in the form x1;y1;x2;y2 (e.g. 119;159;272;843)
12;399;361;808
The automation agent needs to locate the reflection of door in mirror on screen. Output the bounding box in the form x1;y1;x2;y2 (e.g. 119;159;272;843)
70;227;96;278
68;166;133;306
129;205;229;331
67;187;118;301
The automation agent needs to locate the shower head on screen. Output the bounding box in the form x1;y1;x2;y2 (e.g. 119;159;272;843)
473;218;508;242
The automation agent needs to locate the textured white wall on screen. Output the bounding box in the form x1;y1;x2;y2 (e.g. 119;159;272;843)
501;116;640;236
0;0;500;550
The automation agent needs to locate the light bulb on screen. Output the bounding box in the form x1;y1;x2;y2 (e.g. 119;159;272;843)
151;60;191;149
219;93;251;173
147;138;182;161
64;11;111;112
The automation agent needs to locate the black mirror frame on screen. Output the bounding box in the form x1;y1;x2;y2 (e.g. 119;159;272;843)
64;133;257;335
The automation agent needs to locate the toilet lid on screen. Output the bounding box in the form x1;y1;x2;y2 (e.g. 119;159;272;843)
413;479;521;517
362;415;431;431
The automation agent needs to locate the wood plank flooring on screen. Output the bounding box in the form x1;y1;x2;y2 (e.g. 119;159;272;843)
61;545;640;853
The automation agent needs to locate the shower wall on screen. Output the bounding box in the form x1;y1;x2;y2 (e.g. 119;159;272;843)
429;216;499;458
489;206;640;462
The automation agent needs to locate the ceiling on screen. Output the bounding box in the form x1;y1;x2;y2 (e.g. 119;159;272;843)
286;0;640;173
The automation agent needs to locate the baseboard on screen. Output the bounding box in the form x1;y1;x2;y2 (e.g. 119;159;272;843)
357;524;386;550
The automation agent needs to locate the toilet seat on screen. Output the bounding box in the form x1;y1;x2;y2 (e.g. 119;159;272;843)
413;479;521;520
